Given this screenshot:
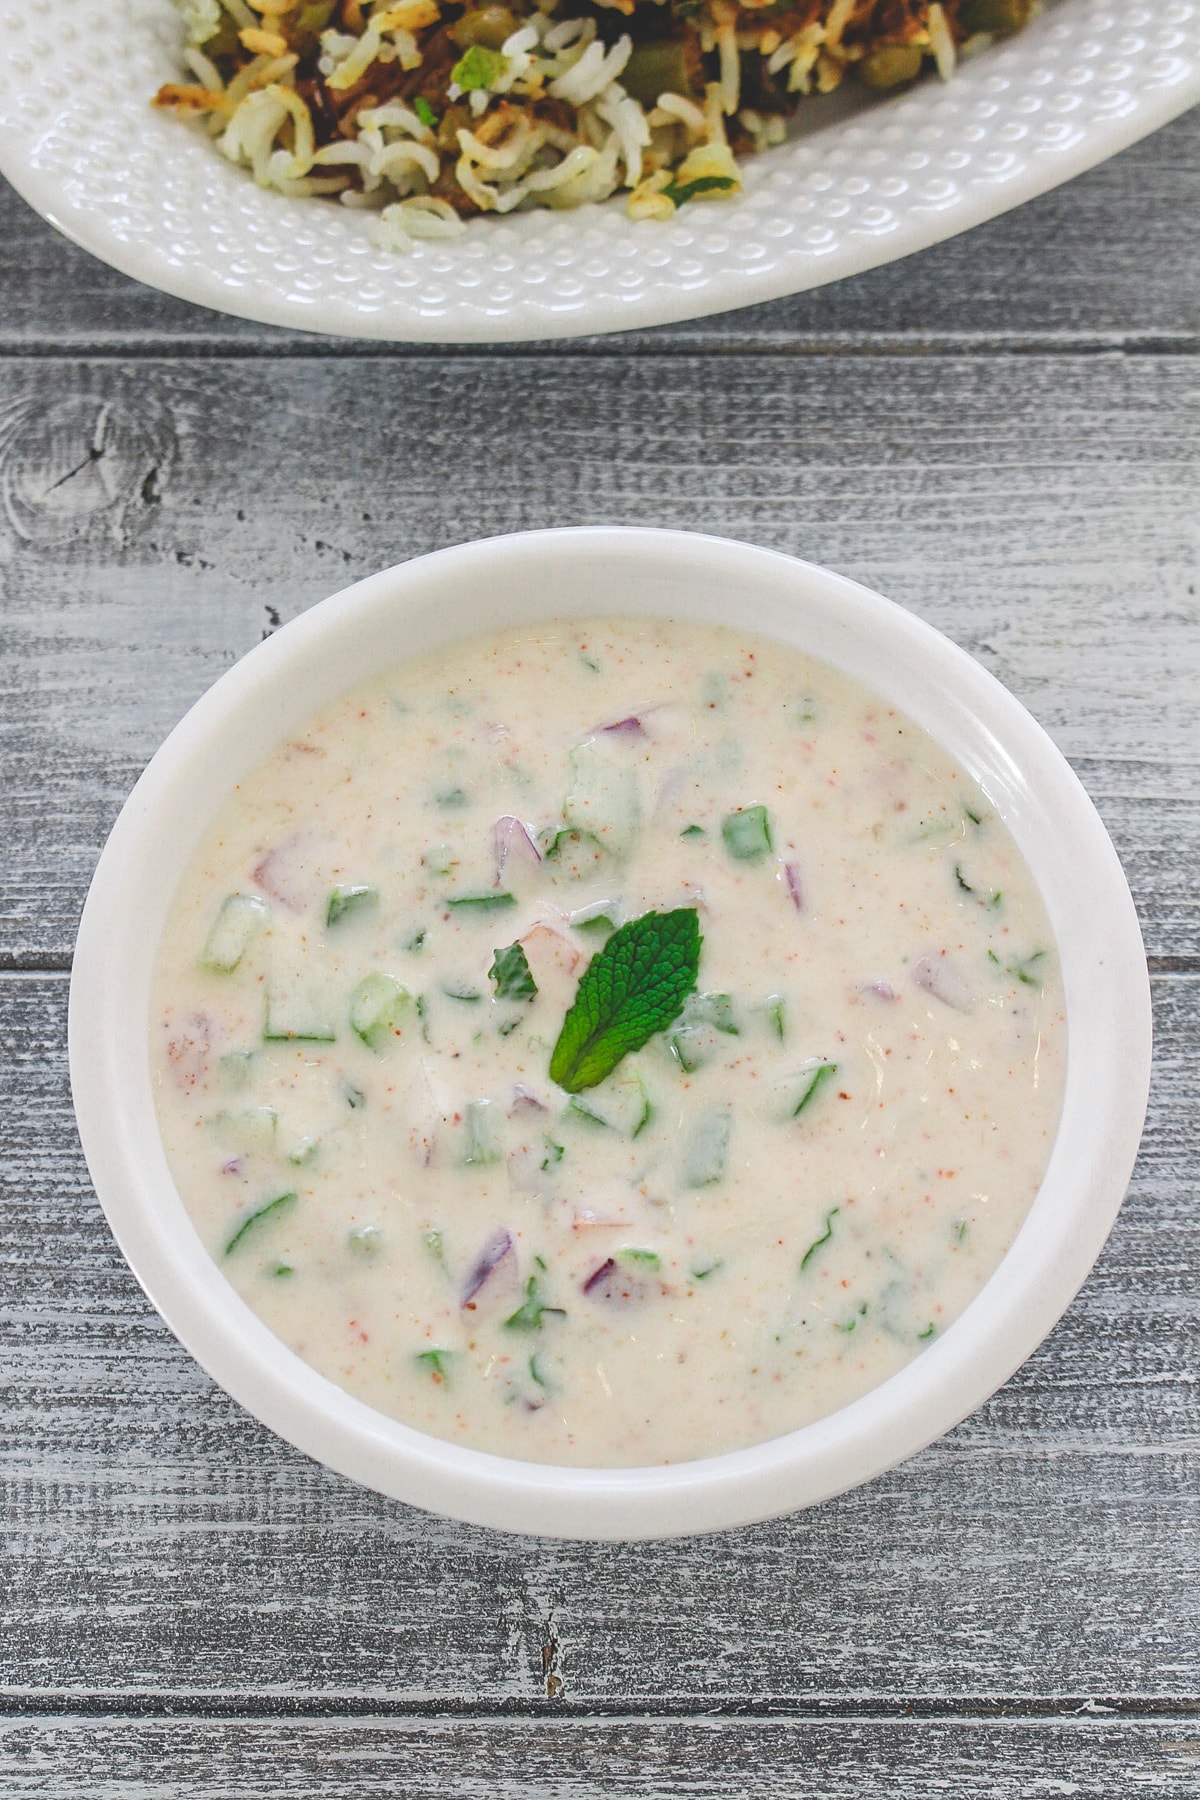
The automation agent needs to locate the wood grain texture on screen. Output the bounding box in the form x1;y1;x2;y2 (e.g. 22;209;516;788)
2;969;1195;1707
0;107;1196;355
2;1716;1200;1798
0;353;1196;967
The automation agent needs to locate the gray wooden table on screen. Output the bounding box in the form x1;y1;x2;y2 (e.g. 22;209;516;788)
1;104;1198;1798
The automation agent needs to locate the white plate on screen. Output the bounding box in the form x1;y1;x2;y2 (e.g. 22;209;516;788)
0;2;1195;340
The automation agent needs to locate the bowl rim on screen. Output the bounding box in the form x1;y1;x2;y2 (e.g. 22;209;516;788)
68;526;1152;1540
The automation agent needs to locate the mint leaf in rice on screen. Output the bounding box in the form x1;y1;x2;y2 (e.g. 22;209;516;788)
451;45;509;91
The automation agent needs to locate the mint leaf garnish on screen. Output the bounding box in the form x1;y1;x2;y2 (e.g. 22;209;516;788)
549;908;702;1094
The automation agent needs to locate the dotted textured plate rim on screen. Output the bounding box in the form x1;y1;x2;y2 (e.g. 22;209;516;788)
0;0;1196;342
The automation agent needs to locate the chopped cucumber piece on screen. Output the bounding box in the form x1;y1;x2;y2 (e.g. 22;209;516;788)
327;884;379;928
208;1107;277;1154
263;994;337;1042
566;1070;653;1139
563;741;641;860
287;1137;319;1167
349;972;413;1050
680;824;706;839
721;805;773;862
441;980;482;1003
462;1098;502;1166
691;1258;724;1281
779;1060;838;1120
218;1050;256;1090
445;892;516;915
200;893;269;972
422;1227;448;1271
423;844;458;877
683;1106;731;1188
434;786;468;808
619;1247;661;1270
569;897;625;937
667;991;739;1072
224;1190;297;1258
757;994;787;1041
347;1224;384;1258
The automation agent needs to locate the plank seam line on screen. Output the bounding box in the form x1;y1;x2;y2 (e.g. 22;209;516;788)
1;1699;1199;1723
0;337;1194;363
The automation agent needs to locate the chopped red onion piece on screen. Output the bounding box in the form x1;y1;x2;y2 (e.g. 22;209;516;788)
250;833;313;912
862;980;899;1002
599;716;647;737
783;861;804;913
461;1229;515;1305
492;815;542;881
913;954;975;1014
220;1157;243;1176
582;1258;648;1303
510;1084;547;1115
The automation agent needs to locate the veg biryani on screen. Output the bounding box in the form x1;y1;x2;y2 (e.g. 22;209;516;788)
155;0;1034;248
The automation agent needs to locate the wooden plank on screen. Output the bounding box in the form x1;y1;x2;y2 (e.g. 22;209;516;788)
0;351;1195;966
2;1715;1200;1798
0;107;1196;354
1;970;1195;1706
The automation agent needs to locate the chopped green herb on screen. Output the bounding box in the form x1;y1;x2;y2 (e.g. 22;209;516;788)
451;43;509;89
664;174;737;207
415;1348;455;1382
445;891;516;915
434;786;468;808
954;864;973;894
529;1354;549;1388
224;1190;297;1258
721;804;773;862
413;94;438;128
287;1137;318;1167
326;884;378;928
405;928;427;953
580;652;601;674
835;1302;868;1334
271;1262;295;1279
620;1247;661;1269
790;1060;838;1118
489;941;538;1003
549;907;702;1094
343;1083;367;1110
1011;950;1047;987
504;1273;566;1332
918;1322;937;1341
691;1259;724;1281
680;824;706;839
800;1205;839;1272
540;1139;564;1172
953;1217;969;1244
764;994;786;1041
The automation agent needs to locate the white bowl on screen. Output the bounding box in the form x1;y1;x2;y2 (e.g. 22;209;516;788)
1;0;1197;340
69;528;1151;1539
